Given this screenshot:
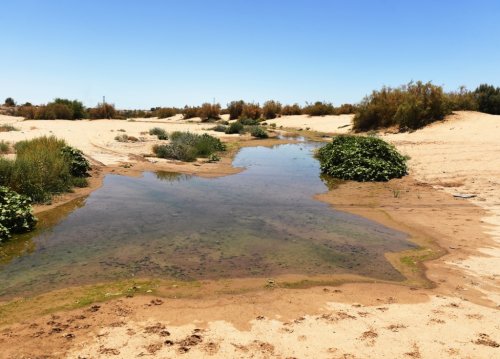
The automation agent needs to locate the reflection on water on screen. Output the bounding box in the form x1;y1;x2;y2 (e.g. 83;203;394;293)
0;143;416;298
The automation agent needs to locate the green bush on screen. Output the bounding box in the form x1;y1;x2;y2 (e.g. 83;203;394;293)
474;84;500;114
303;101;335;116
153;132;225;162
60;146;91;177
0;186;37;242
198;103;221;122
249;126;268;138
446;86;478;111
0;136;89;203
281;103;302;116
149;127;168;140
262;100;282;119
225;121;244;134
227;100;245;120
353;81;450;131
0;141;9;154
211;124;227;132
317;135;408;182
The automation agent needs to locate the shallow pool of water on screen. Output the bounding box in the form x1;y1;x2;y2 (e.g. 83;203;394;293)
0;142;416;298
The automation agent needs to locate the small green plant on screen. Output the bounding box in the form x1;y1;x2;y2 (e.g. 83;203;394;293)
249;126;268;138
225;121;244;134
0;141;9;154
0;124;19;132
153;132;225;162
0;186;37;242
269;123;277;129
149;127;168;140
317;135;408;182
210;124;227;132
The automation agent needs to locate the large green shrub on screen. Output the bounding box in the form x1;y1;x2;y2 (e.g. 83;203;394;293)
353;81;450;131
0;186;37;242
0;137;90;203
225;121;244;134
249;125;268;138
474;84;500;114
317;135;408;182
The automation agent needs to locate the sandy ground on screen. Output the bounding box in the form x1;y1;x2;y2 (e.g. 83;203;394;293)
0;112;499;358
264;114;353;134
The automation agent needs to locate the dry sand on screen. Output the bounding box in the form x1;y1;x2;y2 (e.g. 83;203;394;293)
0;112;499;358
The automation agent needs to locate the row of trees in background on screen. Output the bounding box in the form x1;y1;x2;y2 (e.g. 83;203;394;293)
3;83;500;129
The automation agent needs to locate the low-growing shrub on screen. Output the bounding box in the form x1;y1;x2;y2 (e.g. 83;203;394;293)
0;186;37;242
227;100;245;120
238;118;259;126
154;107;178;119
153;132;225;162
211;124;227;132
0;141;9;153
198;103;221;122
0;124;18;132
225;121;244;134
262;100;282;119
249;126;268;138
149;127;168;140
0;136;89;203
114;134;129;142
317;135;408;182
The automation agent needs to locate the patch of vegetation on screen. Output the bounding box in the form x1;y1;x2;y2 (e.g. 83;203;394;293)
249;125;268;138
0;136;90;203
153;132;225;162
227;100;245;120
303;101;336;116
241;103;262;121
198;103;221;122
89;103;117;119
3;98;16;107
0;186;37;242
153;107;178;119
446;86;478;111
0;141;9;154
0;124;18;132
317;135;408;182
210;124;227;132
262;100;282;119
474;84;500;114
149;127;168;140
225;121;244;134
353;81;450;131
182;106;199;120
281;103;302;116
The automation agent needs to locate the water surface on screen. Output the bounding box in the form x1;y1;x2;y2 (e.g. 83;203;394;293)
0;143;416;298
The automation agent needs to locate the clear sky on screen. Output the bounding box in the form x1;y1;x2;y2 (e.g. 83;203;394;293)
1;0;499;109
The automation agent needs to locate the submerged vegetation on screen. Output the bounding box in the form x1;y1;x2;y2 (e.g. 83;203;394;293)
0;136;91;203
153;132;226;162
318;135;408;182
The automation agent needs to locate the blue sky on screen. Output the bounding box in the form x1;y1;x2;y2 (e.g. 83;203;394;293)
1;0;499;109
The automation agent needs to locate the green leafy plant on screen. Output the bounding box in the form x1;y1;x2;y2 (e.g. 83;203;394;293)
303;101;335;116
153;132;225;162
225;121;244;134
61;146;91;177
149;127;168;140
281;103;302;116
249;125;268;138
0;186;37;242
317;135;408;182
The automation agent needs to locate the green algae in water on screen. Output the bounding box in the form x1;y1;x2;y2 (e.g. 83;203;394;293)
0;143;416;298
